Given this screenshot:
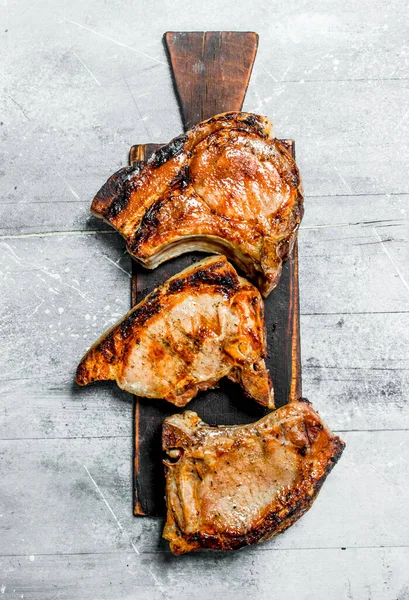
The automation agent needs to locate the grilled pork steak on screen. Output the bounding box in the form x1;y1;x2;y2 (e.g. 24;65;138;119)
91;112;303;297
76;256;273;407
162;400;344;554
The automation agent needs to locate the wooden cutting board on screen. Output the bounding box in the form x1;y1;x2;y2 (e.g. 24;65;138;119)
129;31;301;516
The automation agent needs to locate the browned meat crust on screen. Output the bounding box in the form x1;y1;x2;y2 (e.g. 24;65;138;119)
76;256;274;408
162;399;344;554
91;112;303;297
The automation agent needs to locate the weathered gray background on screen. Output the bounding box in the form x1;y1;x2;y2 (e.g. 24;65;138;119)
1;0;408;598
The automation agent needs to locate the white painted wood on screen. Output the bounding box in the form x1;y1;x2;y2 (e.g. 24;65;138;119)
0;234;134;439
1;0;408;595
299;224;409;314
301;312;409;429
374;223;409;292
0;553;163;600
302;194;409;230
0;547;408;600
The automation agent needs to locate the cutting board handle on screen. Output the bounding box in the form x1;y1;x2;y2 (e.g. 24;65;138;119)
164;31;258;131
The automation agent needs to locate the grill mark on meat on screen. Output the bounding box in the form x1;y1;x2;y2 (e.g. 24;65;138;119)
204;112;267;137
149;325;197;370
240;114;258;128
92;163;142;220
116;290;162;339
166;261;240;299
148;134;188;168
142;333;188;392
128;198;165;253
170;164;191;189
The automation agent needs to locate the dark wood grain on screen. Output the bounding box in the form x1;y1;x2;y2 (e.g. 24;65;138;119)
131;32;301;516
164;31;258;130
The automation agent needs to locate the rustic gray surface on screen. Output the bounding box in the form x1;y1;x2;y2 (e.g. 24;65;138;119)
1;0;408;598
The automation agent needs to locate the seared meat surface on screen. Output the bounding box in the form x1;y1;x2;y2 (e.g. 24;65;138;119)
162;400;344;554
76;256;273;407
92;112;303;297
